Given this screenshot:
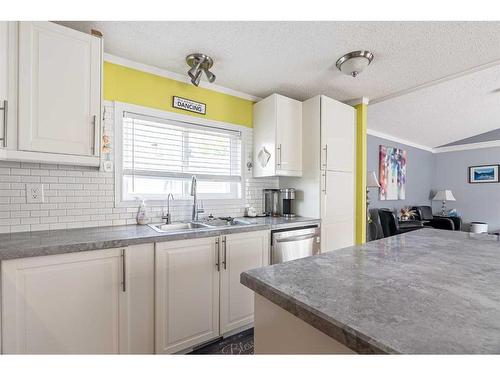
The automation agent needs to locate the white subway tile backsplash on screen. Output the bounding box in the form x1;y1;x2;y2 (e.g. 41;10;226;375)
11;224;31;233
0;102;278;233
10;168;30;176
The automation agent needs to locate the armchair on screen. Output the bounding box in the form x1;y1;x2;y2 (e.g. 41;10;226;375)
378;208;424;238
412;206;458;231
378;209;400;238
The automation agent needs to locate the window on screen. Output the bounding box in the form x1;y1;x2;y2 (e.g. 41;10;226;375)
116;107;243;203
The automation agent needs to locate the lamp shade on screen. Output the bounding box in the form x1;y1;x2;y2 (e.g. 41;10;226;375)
432;190;456;201
367;171;380;188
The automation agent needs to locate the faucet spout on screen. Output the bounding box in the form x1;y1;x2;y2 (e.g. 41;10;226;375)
191;176;197;221
162;193;174;224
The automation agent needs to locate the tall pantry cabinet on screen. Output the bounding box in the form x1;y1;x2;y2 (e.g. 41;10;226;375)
282;95;356;252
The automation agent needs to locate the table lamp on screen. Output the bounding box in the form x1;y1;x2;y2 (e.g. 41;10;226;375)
432;190;456;216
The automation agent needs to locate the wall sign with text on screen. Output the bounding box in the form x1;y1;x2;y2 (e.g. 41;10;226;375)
172;96;206;115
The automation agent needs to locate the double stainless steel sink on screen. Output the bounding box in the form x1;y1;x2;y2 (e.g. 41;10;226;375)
148;218;252;233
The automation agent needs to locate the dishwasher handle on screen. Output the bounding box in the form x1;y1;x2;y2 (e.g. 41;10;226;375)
275;233;317;243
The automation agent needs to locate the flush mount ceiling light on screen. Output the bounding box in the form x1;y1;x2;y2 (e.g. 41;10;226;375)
336;50;374;77
186;53;216;86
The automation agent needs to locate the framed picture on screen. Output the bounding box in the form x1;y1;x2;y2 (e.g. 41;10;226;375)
379;145;407;200
468;164;499;183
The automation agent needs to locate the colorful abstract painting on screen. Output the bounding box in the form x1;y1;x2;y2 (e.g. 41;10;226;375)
379;145;407;200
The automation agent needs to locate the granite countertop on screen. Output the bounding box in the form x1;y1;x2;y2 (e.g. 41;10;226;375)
241;228;500;354
0;216;320;261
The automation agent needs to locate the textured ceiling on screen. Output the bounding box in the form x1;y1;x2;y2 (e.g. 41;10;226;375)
368;63;500;148
57;21;500;147
57;21;500;102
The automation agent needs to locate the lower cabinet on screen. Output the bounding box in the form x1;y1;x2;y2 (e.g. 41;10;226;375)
220;231;270;334
0;230;270;354
155;237;220;354
155;230;270;354
1;244;154;354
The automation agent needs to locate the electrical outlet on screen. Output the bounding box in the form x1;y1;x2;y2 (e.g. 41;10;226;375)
26;184;44;203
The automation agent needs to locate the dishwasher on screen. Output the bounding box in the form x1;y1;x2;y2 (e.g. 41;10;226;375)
271;225;321;264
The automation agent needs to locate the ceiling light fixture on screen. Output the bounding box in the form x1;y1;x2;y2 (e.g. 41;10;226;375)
186;53;216;86
336;50;374;77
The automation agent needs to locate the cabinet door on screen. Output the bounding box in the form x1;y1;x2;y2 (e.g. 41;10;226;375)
253;95;278;177
155;237;220;354
1;248;127;354
320;96;355;172
0;22;7;146
18;21;101;156
220;230;270;335
320;171;355;252
276;95;302;175
0;22;17;149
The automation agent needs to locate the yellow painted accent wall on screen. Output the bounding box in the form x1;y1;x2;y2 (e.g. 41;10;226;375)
103;62;254;127
355;103;368;244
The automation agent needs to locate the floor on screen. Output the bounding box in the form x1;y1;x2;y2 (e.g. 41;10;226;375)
189;328;254;354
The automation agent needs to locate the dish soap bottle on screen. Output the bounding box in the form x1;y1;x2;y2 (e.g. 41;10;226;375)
136;198;149;225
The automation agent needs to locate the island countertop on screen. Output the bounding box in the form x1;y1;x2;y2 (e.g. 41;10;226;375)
241;228;500;354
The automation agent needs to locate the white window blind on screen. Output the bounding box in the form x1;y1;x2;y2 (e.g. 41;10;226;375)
121;111;242;200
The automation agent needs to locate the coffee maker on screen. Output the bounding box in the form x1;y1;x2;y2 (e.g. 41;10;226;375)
280;188;296;218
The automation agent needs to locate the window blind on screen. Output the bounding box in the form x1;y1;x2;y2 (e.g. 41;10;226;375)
122;112;242;183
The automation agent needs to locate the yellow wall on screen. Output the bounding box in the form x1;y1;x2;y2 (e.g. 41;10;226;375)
355;103;368;244
103;62;254;128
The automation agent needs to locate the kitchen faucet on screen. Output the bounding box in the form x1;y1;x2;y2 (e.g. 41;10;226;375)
190;176;204;221
162;193;174;224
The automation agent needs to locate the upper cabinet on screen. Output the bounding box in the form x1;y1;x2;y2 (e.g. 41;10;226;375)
0;22;17;151
253;94;302;177
0;21;102;166
320;95;356;172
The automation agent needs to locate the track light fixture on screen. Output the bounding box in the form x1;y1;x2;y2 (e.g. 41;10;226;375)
186;53;216;86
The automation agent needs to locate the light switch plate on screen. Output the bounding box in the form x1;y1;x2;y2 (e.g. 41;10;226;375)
26;184;44;203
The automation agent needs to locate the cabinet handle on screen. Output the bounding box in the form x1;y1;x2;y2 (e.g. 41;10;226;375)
215;238;220;271
322;172;327;194
121;249;126;292
276;144;282;168
322;144;328;169
0;100;7;148
222;236;227;270
91;115;97;155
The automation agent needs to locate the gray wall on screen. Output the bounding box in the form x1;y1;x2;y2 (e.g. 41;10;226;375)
367;134;435;211
434;146;500;232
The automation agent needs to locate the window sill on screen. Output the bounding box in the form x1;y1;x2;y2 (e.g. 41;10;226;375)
114;197;244;209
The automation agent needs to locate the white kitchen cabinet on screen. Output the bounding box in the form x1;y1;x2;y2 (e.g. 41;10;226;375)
219;230;269;334
121;243;155;354
1;244;154;354
0;22;102;166
155;237;220;354
155;230;270;353
3;248;125;354
18;21;101;158
0;22;17;152
321;96;356;172
320;170;355;252
253;93;302;177
284;95;356;252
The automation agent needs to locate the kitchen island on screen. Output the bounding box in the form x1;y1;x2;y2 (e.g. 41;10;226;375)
241;228;500;354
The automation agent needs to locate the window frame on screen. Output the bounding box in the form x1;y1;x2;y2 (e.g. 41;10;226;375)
114;101;246;208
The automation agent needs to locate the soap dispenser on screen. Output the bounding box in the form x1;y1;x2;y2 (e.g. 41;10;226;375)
136;198;149;225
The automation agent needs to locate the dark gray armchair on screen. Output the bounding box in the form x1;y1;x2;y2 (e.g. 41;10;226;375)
412;206;461;231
